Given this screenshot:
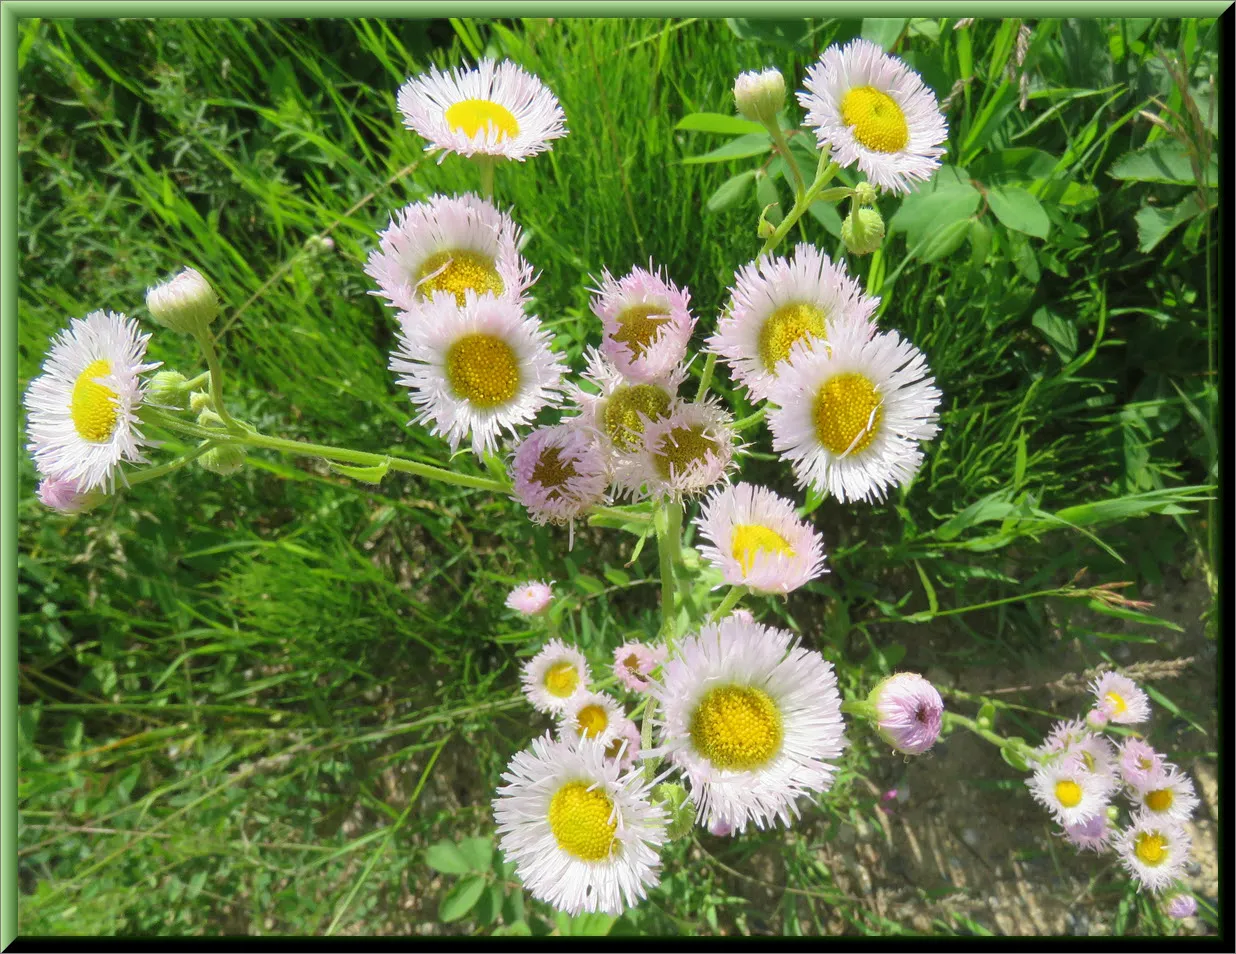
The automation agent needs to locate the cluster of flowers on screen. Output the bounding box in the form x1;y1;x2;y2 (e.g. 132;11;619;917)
1027;672;1200;919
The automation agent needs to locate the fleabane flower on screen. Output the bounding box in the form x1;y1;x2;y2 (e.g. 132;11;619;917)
798;38;948;195
694;482;826;595
493;734;665;916
364;193;534;313
1036;719;1088;759
1116;813;1192;894
1026;755;1115;827
1129;765;1200;823
628;399;738;501
567;347;686;459
506;580;554;616
520;638;589;715
36;475;103;514
1165;893;1198;919
706;243;878;402
1062;814;1113;853
603;718;643;772
24;311;160;493
558;691;627;749
651;617;847;835
612;641;666;692
1089;672;1152;725
509;423;609;531
591;264;696;385
397;58;567;162
1070;733;1119;782
390;292;567;458
1118;738;1165;790
767;318;940;504
869;672;944;756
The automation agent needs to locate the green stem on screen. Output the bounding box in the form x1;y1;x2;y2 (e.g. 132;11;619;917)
656;504;678;639
192;331;241;432
767;123;806;199
695;352;717;403
183;371;210;391
478;157;495;199
944;712;1044;765
587;505;653;525
126;441;219;487
733;406;767;432
840;699;878;722
709;585;747;622
759;158;841;258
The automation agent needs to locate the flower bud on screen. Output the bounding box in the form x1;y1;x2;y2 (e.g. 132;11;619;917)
198;443;247;477
853;181;879;207
147;370;190;409
867;672;944;756
189;390;214;414
734;68;786;127
197;409;225;429
37;475;105;514
146;267;219;336
842;207;886;256
1165;893;1197;920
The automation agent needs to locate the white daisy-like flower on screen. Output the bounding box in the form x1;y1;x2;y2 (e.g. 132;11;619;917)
602;717;643;772
694;482;826;595
567;347;686;459
397;57;567;162
706;244;878;402
494;733;665;916
767;318;941;504
24;311;160;493
520;638;590;715
1025;755;1115;827
1070;733;1119;781
506;580;555;616
591;263;697;384
797;38;948;195
508;422;610;530
650;616;847;834
558;691;627;749
364;193;534;313
612;641;666;693
390;292;567;458
1061;814;1113;853
1115;813;1192;894
1128;765;1200;823
1036;719;1088;759
627;398;738;501
1089;672;1152;725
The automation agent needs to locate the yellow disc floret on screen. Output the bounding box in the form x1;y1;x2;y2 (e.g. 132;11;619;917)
70;359;119;443
575;704;610;740
689;684;783;771
543;661;580;699
416;249;504;306
1134;831;1167;866
840;86;910;153
547;781;618;861
445;333;521;408
1145;788;1174;813
601;384;672;452
1104;691;1128;716
730;524;795;577
1054;779;1083;809
444;98;521;141
813;372;883;456
612;304;670;360
758;303;828;372
531;446;578;501
653;425;716;481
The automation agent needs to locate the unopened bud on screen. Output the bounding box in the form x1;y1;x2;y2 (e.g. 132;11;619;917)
198;443;247;477
37;475;106;514
146;267;219;336
734;68;786;127
189;390;214;414
197;409;225;429
147;370;190;409
842;207;886;256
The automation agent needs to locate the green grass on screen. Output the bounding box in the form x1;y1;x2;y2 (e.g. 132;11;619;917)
16;16;1218;937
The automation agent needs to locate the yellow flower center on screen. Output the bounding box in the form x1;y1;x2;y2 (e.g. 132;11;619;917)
1054;779;1083;808
1080;750;1096;773
1145;788;1173;813
70;359;119;443
1104;691;1128;715
547;781;618;861
444;98;520;141
653;424;717;481
623;653;642;675
612;304;671;360
543;661;579;699
601;383;673;451
813;372;884;456
730;524;795;577
575;704;610;740
840;86;910;153
531;446;578;501
1134;831;1167;867
415;249;504;307
689;684;783;771
758;302;828;372
445;333;521;408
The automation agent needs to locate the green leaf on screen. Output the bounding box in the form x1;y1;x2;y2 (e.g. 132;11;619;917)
602;567;631;586
977;702;996;727
425;840;471;875
439;875;487;922
475;882;503;926
889;174;981;251
705;169;757;213
1084;599;1182;632
330;458;390;484
967;217;992;268
999;740;1030;772
755;171;783;225
457;836;493;871
676;112;767;136
861;18;906;51
807;200;843;239
986;186;1050;238
1109;141;1217;188
557;911;617;936
725;17;813;50
1134;193;1214;253
918;218;972;262
681;133;771;165
913;560;939;615
1031;307;1077;361
574;574;606;596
